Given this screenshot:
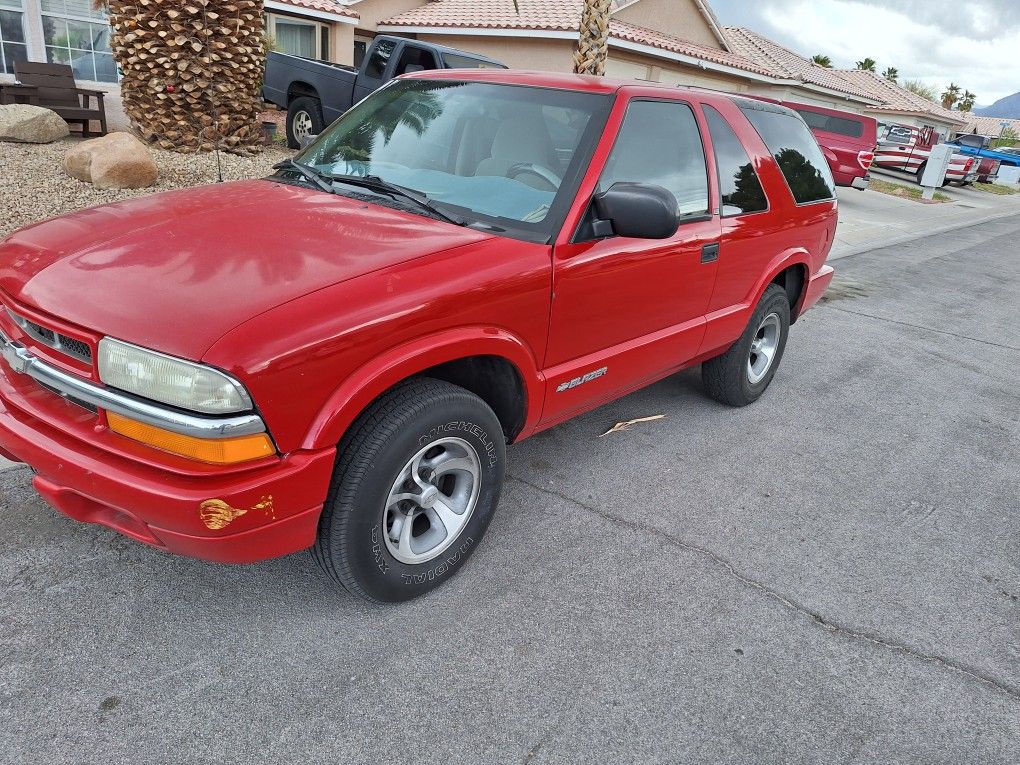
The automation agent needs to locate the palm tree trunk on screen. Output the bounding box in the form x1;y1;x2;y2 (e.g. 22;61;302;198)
573;0;612;76
100;1;265;153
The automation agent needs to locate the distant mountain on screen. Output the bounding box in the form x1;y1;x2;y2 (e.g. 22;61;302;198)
975;91;1020;118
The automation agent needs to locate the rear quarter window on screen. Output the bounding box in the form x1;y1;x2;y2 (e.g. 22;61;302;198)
740;106;836;205
794;108;864;139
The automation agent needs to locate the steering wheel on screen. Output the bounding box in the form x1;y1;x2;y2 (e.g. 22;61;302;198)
507;162;562;191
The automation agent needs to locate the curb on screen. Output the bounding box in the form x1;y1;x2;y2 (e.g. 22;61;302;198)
828;205;1020;261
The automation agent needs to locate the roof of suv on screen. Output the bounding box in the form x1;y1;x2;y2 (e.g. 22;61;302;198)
409;68;732;100
409;69;807;123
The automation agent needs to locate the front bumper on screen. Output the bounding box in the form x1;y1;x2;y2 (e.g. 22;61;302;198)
0;355;335;563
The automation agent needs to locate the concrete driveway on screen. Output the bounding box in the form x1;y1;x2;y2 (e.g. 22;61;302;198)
1;219;1018;763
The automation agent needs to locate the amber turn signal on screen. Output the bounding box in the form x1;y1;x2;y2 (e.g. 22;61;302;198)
106;412;276;465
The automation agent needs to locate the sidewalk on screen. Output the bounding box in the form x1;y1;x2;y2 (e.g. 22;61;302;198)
830;170;1020;260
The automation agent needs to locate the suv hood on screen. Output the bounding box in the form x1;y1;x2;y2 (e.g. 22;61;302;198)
0;180;491;359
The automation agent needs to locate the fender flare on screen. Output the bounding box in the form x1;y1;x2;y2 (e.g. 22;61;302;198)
303;326;544;451
754;247;812;316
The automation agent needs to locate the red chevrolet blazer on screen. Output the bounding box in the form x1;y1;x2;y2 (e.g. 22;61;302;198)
0;71;835;601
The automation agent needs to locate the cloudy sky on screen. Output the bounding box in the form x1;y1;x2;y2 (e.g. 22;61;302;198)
711;0;1020;106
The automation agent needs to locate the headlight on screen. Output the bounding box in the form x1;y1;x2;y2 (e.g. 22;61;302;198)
98;338;252;414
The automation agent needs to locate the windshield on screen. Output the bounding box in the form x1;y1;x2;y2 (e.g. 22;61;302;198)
295;79;611;240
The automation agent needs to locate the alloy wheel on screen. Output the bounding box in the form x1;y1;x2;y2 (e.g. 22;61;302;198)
747;312;781;384
383;437;481;565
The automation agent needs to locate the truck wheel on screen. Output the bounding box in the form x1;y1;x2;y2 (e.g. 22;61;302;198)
287;97;323;149
915;162;926;184
312;378;506;602
702;284;790;407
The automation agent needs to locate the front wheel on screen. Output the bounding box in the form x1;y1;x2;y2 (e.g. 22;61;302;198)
313;378;506;602
702;283;791;407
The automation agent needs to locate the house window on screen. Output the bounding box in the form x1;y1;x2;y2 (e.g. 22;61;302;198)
269;13;331;61
0;0;28;76
353;34;372;67
40;0;117;82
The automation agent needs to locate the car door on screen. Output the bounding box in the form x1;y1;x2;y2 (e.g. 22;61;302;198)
542;97;721;426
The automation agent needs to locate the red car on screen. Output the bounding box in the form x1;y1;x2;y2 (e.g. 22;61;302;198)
0;71;835;601
750;96;876;189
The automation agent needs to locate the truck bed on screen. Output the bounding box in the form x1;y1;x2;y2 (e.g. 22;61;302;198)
262;51;358;124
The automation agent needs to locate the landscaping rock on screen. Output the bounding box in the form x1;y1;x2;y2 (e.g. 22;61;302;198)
0;104;70;144
63;132;158;189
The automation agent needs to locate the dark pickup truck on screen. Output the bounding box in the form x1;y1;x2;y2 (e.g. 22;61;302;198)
263;35;506;147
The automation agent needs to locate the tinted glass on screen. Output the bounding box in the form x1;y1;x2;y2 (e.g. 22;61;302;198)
741;106;835;204
364;39;395;79
442;53;504;69
954;134;986;148
298;80;609;237
703;105;767;216
393;45;436;75
882;125;913;144
794;108;864;138
599;100;709;217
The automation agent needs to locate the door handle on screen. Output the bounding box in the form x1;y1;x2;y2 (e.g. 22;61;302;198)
701;243;720;264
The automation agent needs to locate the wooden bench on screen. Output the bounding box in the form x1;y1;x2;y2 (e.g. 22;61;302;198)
0;62;108;138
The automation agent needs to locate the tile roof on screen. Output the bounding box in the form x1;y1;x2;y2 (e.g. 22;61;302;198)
273;0;360;21
609;20;772;76
833;69;966;126
381;0;587;32
958;114;1020;137
725;26;970;125
724;27;879;101
379;0;773;77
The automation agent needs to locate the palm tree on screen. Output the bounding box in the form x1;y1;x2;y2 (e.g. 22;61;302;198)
941;83;962;109
811;54;832;68
958;90;977;112
97;1;266;153
573;0;613;75
855;57;877;72
882;67;898;83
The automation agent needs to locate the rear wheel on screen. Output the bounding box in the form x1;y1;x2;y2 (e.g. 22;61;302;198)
286;96;323;149
702;284;791;407
313;378;506;602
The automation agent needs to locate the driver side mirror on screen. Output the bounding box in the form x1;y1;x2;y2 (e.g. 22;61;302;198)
593;182;680;239
299;133;319;149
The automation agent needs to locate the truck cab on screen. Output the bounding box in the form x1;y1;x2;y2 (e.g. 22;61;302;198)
262;36;507;147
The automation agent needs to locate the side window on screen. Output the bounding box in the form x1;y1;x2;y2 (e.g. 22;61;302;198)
394;45;437;75
703;105;768;216
364;39;396;80
740;106;836;204
599;100;709;217
884;126;912;144
794;108;864;139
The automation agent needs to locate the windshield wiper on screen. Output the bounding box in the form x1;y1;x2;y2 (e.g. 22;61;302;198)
273;159;334;194
328;174;465;226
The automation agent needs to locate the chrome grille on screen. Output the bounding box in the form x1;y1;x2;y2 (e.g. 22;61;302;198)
5;309;93;364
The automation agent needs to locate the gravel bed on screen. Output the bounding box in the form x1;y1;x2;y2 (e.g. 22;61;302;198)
1;136;294;239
